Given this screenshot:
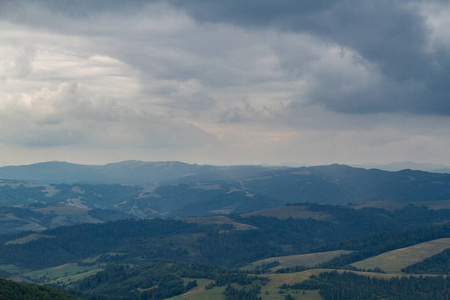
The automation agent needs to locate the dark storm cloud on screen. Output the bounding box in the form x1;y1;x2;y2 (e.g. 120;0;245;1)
5;0;449;115
172;0;450;116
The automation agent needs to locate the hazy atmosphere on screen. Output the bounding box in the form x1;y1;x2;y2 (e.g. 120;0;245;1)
1;0;450;166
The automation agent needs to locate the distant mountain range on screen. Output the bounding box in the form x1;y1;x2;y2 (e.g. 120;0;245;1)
0;160;283;185
0;161;450;232
353;161;450;173
0;160;449;186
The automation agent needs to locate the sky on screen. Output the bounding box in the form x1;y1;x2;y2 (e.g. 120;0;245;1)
1;0;450;167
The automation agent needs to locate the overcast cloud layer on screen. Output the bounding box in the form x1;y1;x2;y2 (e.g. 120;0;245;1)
1;0;450;166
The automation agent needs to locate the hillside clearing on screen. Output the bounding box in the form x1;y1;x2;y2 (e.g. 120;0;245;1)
243;250;353;272
241;206;330;220
169;281;225;300
350;199;450;211
182;215;257;230
4;233;54;245
23;262;104;283
351;238;450;273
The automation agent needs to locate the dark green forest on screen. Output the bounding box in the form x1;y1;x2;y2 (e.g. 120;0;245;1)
296;271;450;300
66;261;267;300
0;204;449;273
0;277;77;300
0;202;449;275
402;248;450;274
317;222;450;268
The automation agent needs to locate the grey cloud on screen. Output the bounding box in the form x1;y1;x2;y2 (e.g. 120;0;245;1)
3;0;450;167
220;103;264;123
5;128;88;148
5;0;450;118
2;0;149;18
171;0;333;29
10;47;35;78
171;0;450;116
0;46;35;80
0;80;213;149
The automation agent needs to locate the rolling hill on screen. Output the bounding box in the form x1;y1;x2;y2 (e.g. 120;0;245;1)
0;202;447;299
1;162;450;235
1;161;450;298
242;250;353;273
0;277;77;299
0;203;448;280
0;160;280;185
2;161;450;205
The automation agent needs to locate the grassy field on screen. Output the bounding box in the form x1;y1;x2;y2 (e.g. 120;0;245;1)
169;279;225;300
22;259;105;284
182;215;257;230
49;268;104;285
164;268;414;300
34;203;102;226
251;268;401;300
241;206;330;220
0;264;26;276
262;289;321;300
351;238;450;273
261;271;317;299
301;269;408;279
259;268;427;300
242;250;353;272
349;199;450;211
5;233;54;245
170;271;322;300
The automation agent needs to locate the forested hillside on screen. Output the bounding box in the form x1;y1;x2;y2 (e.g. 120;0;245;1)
1;162;450;234
317;222;450;269
402;248;450;274
66;260;267;300
0;277;77;300
0;205;447;298
0;162;450;299
0;204;448;278
297;271;450;300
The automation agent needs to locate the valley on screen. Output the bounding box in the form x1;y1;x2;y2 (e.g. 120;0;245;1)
0;161;449;299
3;0;450;298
